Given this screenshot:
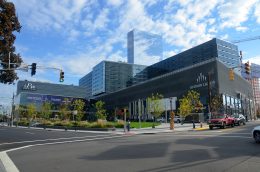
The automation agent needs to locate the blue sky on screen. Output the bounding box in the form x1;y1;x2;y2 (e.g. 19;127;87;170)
1;0;260;106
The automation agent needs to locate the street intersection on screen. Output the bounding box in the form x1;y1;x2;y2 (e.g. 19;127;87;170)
0;121;260;172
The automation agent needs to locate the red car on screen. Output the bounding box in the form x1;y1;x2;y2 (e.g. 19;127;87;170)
208;114;235;130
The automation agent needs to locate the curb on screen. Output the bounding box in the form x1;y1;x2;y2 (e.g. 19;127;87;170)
193;127;209;131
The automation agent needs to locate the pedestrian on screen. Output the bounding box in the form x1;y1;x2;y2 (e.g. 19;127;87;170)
127;120;131;132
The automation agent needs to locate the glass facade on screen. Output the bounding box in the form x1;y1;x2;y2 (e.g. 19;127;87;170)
80;61;148;97
92;61;105;96
79;72;92;98
221;93;254;120
216;39;240;70
147;38;240;79
127;29;163;65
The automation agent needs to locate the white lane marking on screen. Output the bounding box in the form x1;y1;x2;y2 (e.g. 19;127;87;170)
0;134;129;172
207;149;219;158
0;134;114;146
0;152;19;172
25;132;34;135
5;135;128;153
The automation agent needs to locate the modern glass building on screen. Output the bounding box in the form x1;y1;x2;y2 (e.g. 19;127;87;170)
97;59;255;121
127;29;163;65
79;61;147;97
79;72;92;98
147;38;240;79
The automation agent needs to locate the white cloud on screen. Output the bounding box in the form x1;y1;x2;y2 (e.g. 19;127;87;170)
11;0;89;37
235;26;248;32
163;50;178;59
93;8;110;30
218;0;257;29
244;56;260;65
255;2;260;23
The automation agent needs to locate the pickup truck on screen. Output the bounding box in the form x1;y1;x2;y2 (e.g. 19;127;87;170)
208;114;235;130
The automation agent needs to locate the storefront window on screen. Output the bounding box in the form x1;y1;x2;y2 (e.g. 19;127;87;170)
222;94;226;105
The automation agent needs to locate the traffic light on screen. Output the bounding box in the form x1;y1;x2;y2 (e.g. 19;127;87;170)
31;63;37;76
229;69;234;81
60;70;64;82
245;61;250;75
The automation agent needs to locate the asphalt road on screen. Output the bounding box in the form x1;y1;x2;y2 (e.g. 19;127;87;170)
0;126;116;151
2;121;260;172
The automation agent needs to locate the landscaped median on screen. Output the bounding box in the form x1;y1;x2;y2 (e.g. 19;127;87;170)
13;119;161;131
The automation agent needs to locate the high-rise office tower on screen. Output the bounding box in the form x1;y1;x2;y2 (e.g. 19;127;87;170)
79;61;147;97
127;29;163;65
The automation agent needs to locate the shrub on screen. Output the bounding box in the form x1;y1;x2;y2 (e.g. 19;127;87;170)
74;121;90;128
18;120;29;126
42;120;53;126
53;120;73;127
114;120;124;128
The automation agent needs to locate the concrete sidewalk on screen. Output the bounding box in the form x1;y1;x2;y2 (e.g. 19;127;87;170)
114;122;209;135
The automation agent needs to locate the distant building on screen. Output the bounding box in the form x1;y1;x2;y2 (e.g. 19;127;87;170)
127;29;163;65
242;63;260;111
15;80;87;115
79;61;147;97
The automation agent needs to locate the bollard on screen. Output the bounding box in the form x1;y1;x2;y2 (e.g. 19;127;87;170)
200;122;203;128
193;121;195;129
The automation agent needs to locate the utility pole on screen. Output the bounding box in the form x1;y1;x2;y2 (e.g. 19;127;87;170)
11;92;14;127
207;72;211;115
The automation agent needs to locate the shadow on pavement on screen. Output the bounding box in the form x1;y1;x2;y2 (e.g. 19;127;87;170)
139;135;260;172
80;142;170;160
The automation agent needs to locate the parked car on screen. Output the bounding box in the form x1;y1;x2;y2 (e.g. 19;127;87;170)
208;114;235;130
168;116;182;123
156;117;165;123
252;126;260;143
232;114;246;126
174;116;181;123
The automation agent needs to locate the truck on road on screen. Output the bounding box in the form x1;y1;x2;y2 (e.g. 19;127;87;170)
208;114;235;130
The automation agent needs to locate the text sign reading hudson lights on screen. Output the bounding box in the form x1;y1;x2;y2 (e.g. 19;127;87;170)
189;73;216;89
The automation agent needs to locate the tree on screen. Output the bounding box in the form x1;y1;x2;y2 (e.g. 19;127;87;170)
178;90;203;118
256;107;260;119
147;93;164;119
40;101;52;120
27;103;36;121
210;94;223;113
59;98;71;120
72;99;85;121
0;0;23;84
94;100;106;120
